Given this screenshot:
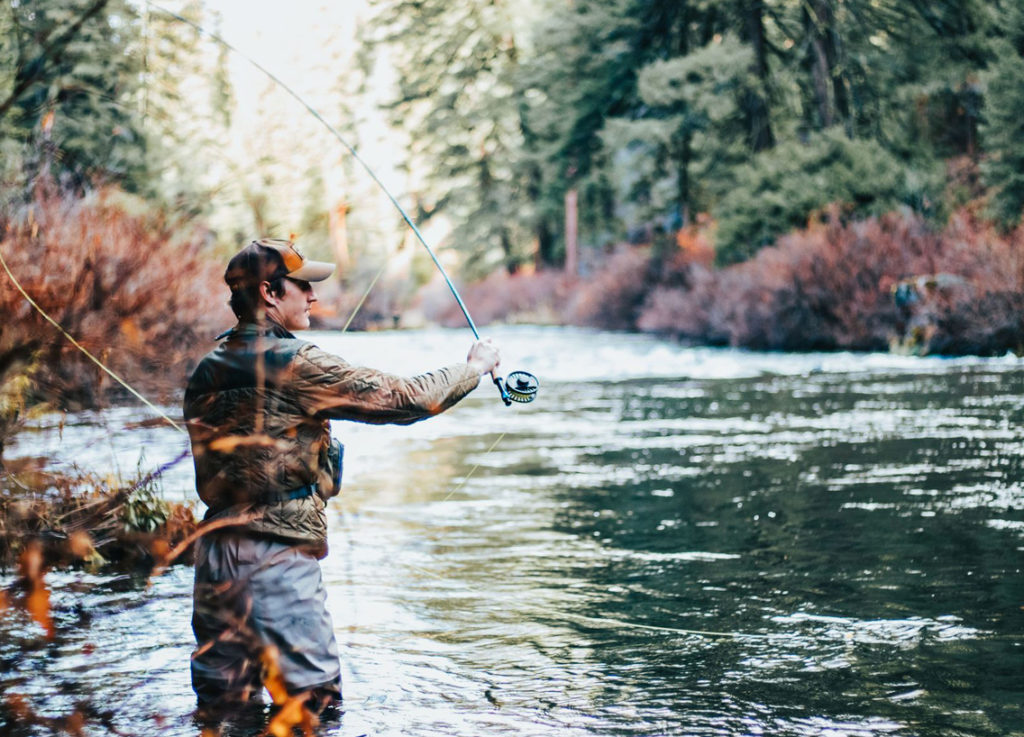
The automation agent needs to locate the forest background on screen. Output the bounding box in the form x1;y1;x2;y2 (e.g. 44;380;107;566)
1;0;1024;424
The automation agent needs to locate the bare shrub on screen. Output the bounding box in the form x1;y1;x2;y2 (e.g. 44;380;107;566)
0;182;230;409
565;247;650;330
635;209;1024;354
0;464;197;571
420;268;570;327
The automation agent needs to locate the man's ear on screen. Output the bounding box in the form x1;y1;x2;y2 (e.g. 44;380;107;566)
258;280;278;306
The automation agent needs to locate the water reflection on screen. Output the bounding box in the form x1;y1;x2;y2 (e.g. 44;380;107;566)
2;328;1023;736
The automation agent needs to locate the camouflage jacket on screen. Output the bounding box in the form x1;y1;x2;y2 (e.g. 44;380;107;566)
183;321;481;552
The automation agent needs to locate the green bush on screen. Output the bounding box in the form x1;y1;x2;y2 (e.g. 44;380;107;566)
712;131;941;265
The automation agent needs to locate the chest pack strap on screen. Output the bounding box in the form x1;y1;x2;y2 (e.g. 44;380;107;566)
260;483;318;505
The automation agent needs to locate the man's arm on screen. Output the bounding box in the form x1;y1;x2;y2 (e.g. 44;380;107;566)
291;339;500;424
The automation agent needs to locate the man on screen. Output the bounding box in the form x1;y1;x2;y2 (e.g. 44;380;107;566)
183;238;500;713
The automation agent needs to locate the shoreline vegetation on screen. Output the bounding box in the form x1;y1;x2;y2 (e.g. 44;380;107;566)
0;183;219;578
417;206;1024;358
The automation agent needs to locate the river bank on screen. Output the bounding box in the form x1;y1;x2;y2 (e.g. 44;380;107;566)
413;212;1024;359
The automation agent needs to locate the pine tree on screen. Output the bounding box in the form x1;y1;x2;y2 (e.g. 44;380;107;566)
0;0;148;190
602;36;757;232
980;3;1024;227
368;0;536;275
137;1;219;213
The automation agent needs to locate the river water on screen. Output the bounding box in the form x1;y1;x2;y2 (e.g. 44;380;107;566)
2;326;1023;737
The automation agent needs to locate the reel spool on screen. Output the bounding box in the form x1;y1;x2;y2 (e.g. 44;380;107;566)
493;370;539;406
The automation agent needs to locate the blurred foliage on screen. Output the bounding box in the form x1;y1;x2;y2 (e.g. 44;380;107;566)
0;0;147;193
367;0;536;277
121;482;171;534
0;0;234;215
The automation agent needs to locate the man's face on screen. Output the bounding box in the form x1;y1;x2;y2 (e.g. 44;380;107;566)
268;277;316;330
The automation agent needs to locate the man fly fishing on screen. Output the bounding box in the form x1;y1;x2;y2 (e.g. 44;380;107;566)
183;238;501;714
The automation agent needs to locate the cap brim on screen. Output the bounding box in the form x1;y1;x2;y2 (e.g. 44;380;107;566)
288;260;335;282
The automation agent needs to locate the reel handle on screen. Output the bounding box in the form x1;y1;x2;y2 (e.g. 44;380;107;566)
493;375;513;406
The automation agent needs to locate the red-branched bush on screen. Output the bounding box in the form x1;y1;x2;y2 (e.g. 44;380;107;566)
636;209;1024;354
565;247;650;330
0;183;230;408
410;209;1022;356
420;268;570;327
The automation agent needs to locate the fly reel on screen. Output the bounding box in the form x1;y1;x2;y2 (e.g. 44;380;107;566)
493;370;539;406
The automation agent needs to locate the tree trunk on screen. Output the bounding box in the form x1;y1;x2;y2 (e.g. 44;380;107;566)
743;0;775;151
805;0;850;133
328;200;351;282
502;230;517;275
677;134;691;227
0;0;110;120
564;188;578;278
535;220;556;270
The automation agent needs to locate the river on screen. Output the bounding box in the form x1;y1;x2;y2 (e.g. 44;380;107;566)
2;326;1023;736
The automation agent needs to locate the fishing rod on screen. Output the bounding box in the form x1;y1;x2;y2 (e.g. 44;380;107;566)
146;2;538;407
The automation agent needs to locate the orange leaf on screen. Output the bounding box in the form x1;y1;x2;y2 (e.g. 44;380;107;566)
119;317;142;346
18;542;55;639
67;531;94;560
65;710;86;736
26;587;54;639
149;538;171;560
260;646;290;704
267;694;315;737
5;693;32;720
208;434;281;453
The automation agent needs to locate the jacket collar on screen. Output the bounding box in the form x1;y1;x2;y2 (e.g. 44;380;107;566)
216;320;296;341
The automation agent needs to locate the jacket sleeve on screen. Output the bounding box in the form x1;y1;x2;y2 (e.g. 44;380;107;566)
291;343;482;424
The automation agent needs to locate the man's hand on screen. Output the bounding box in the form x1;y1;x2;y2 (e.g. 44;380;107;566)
467;337;501;377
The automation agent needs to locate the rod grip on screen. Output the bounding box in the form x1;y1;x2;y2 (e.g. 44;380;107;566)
493;375;512;406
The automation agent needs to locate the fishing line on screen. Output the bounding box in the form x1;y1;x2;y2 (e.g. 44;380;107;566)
435;432;506;504
340;262;388;334
145;1;538;408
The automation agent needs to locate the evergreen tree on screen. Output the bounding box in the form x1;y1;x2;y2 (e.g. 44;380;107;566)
138;1;221;214
368;0;536;275
980;3;1024;228
523;0;686;252
0;0;149;190
602;36;756;233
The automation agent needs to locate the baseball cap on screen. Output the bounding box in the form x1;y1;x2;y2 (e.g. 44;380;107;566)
225;238;335;288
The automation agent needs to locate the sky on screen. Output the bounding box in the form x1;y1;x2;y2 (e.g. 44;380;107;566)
199;0;366;109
